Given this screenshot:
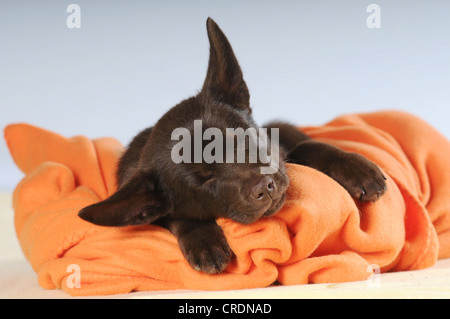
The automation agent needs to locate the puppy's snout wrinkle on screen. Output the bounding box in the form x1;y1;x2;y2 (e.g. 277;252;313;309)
251;176;275;201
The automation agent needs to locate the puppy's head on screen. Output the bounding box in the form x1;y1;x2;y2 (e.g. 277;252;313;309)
79;18;289;227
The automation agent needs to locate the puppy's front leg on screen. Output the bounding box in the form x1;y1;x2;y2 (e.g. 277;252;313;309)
288;140;387;202
167;218;233;274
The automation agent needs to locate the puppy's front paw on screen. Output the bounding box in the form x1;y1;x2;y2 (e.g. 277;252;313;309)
327;152;387;202
176;220;233;274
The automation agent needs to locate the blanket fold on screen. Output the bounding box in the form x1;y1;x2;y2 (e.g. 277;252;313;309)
4;111;450;296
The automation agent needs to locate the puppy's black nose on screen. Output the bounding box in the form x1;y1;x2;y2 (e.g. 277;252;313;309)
251;176;275;200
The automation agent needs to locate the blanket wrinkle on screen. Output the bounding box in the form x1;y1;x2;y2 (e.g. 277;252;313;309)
4;110;450;296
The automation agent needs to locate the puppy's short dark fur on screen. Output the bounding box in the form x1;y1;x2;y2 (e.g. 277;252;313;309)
79;18;387;274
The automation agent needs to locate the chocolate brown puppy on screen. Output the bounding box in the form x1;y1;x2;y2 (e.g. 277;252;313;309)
79;18;386;274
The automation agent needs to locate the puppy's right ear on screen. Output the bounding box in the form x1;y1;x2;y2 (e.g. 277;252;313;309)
201;17;250;112
78;171;168;226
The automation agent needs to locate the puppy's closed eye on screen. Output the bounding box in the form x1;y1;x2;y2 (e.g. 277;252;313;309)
202;177;216;187
197;171;215;186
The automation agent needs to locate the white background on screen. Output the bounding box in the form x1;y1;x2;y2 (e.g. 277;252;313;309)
1;0;449;190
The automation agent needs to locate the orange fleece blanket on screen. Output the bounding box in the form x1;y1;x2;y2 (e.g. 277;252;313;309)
5;111;450;296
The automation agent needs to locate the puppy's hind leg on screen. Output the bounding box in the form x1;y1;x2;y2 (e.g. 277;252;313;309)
264;121;311;155
265;121;387;202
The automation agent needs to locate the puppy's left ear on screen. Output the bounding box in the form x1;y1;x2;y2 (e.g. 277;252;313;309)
78;171;169;226
201;18;250;112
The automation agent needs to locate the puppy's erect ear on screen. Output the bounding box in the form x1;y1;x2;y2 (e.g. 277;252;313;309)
201;17;250;112
78;171;168;226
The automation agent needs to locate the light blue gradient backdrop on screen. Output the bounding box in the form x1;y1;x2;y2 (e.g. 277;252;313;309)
1;1;450;190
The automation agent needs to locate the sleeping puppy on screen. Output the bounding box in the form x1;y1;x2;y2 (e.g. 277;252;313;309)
79;18;387;274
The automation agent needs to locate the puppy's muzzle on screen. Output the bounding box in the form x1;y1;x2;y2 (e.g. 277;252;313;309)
251;175;276;201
